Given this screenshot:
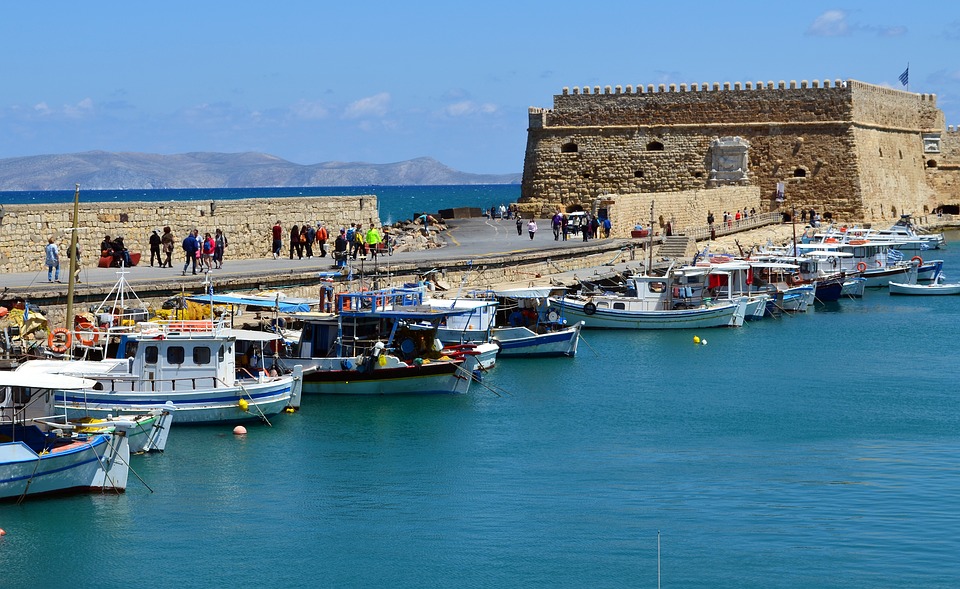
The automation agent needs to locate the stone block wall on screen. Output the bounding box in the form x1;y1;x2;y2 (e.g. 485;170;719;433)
0;195;378;274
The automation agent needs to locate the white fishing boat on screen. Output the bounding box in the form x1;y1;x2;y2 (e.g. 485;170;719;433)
548;273;748;329
288;288;481;395
1;372;130;501
15;319;303;425
890;274;960;295
795;241;918;287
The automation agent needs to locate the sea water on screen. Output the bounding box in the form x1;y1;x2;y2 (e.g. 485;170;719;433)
1;224;959;588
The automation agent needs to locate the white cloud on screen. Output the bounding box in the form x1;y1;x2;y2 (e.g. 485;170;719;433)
807;10;849;37
33;102;52;115
343;92;390;119
63;98;94;119
290;99;329;120
444;100;498;117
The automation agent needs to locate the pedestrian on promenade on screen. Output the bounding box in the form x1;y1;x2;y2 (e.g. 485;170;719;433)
516;215;523;236
45;236;60;283
316;222;328;257
305;224;316;258
272;221;283;259
67;241;82;283
552;210;562;241
365;225;382;260
561;214;569;241
602;217;612;238
290;224;301;259
149;229;162;266
112;236;132;267
161;226;175;267
582;215;590;242
334;228;348;268
527;219;538;240
182;229;200;275
214;228;227;269
352;223;365;259
201;232;215;270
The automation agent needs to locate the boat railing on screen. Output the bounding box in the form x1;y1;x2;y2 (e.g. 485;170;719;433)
92;374;226;392
337;287;426;313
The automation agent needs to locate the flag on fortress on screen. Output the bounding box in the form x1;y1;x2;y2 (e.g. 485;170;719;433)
899;66;909;86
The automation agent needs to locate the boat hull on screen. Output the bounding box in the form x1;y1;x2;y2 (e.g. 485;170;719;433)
863;265;918;288
492;323;582;357
56;377;298;425
549;298;745;329
889;282;960;295
0;431;129;501
298;357;476;395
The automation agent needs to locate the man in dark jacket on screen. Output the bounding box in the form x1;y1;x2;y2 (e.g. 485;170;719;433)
333;229;348;268
149;229;162;266
182;229;200;275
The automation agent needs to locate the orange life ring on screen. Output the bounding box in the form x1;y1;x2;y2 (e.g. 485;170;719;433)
911;256;923;265
47;327;72;353
338;293;351;311
76;326;101;347
856;262;867;272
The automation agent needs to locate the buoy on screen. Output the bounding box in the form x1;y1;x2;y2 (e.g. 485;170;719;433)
238;398;249;412
233;425;247;435
378;354;387;367
693;336;701;344
0;528;6;536
701;339;708;346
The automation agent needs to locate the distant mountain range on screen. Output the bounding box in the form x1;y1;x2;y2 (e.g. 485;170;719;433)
0;151;521;190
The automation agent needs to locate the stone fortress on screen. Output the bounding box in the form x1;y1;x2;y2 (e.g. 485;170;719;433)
519;79;960;237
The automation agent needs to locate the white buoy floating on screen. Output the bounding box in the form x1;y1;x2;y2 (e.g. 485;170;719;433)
233;425;247;436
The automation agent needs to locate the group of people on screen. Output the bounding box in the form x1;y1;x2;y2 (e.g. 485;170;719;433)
180;228;228;275
270;221;387;268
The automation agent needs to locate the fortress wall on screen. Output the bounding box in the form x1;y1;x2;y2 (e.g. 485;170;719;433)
0;195;378;275
522;79;947;223
599;185;762;238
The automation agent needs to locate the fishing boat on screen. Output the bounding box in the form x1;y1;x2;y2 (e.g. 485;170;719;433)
422;297;500;369
548;273;748;329
890;274;960;295
288;288;481;395
1;372;131;501
15;319;303;425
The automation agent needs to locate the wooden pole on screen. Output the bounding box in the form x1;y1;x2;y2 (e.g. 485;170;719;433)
65;183;80;331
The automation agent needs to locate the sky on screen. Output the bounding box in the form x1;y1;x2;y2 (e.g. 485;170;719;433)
2;1;960;175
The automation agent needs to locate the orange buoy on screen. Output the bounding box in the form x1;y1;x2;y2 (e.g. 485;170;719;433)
233;425;247;435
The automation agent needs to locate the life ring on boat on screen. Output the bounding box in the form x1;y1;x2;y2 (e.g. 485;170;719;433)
583;302;597;315
75;326;101;347
547;310;560;323
856;262;867;272
338;293;351;311
47;327;71;353
876;260;883;267
826;256;837;267
911;256;923;265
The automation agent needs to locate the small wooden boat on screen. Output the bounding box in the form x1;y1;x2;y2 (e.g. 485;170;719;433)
889;279;960;295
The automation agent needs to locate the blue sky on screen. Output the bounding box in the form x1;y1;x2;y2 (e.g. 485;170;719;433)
2;1;959;175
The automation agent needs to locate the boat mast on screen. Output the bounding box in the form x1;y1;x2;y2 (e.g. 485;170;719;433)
65;183;81;330
647;200;654;275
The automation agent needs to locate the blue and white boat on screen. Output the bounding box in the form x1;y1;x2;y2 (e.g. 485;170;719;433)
14;319;303;425
1;372;131;501
548;273;748;329
288;288;481;395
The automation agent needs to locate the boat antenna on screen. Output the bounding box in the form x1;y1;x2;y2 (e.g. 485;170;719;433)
65;183;81;332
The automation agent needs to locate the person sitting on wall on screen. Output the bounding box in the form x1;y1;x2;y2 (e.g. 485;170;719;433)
112;236;132;267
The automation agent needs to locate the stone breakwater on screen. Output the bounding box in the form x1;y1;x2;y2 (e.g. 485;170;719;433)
0;195;378;275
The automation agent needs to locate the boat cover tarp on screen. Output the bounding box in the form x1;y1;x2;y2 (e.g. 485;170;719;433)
186;294;315;313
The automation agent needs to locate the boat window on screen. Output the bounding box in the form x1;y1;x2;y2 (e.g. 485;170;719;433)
218;345;225;362
193;346;212;365
613;302;626;310
144;346;159;364
649;282;666;293
124;341;138;359
853;247;865;257
167;346;185;365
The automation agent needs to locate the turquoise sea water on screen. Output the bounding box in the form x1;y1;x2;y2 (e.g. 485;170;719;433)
2;220;960;587
0;185;521;226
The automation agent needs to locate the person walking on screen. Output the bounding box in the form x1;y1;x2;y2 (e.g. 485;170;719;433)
305;224;316;258
365;224;382;260
271;221;283;259
527;218;538;240
352;223;365;259
45;236;61;283
214;228;227;269
334;228;348;268
602;217;612;238
316;223;328;257
182;229;200;275
516;215;523;236
149;229;162;266
67;241;82;283
201;232;215;270
582;215;590;242
161;226;175;267
290;224;301;259
552;211;563;241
